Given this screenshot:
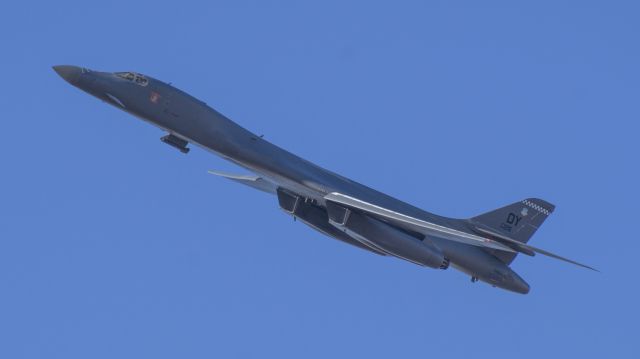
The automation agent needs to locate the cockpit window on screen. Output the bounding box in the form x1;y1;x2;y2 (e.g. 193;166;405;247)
115;72;148;86
115;72;134;80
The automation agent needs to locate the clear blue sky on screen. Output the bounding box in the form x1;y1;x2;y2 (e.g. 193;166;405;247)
1;1;638;358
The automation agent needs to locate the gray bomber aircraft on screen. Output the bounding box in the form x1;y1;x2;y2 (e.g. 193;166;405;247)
54;65;596;294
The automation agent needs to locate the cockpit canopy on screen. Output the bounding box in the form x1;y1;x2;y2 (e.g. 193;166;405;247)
115;72;149;86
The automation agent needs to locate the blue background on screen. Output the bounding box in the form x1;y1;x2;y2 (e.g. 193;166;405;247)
1;1;637;358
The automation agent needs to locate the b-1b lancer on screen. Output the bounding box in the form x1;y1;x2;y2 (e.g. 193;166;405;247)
54;65;596;294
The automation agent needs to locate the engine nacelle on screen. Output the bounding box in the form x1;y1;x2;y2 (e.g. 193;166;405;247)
326;201;448;269
276;188;387;255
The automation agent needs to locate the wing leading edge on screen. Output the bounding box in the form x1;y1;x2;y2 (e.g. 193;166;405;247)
324;192;515;252
324;192;597;271
207;170;278;194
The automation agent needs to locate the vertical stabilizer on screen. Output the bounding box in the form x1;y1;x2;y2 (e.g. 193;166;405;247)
468;198;555;263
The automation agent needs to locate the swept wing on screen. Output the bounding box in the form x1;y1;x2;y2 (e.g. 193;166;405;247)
324;192;597;271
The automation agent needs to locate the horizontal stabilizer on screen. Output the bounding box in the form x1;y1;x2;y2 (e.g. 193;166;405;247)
474;227;598;271
208;170;277;194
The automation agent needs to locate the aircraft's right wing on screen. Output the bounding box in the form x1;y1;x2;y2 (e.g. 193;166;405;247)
208;170;278;194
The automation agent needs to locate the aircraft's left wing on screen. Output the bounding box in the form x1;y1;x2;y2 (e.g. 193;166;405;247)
208;170;278;194
324;192;597;271
324;192;515;252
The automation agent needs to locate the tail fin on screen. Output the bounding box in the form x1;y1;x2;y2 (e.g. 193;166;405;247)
470;198;555;244
469;198;555;263
468;198;597;270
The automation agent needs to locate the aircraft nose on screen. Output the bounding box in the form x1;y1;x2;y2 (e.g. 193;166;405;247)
52;65;82;84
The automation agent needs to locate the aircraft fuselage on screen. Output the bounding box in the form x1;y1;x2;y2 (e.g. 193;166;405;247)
54;65;539;294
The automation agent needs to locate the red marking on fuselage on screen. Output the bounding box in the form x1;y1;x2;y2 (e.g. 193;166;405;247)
150;91;160;103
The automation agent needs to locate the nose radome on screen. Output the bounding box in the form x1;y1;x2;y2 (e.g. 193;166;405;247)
52;65;82;84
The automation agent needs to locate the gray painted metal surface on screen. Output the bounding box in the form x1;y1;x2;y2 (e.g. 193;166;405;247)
53;65;596;294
